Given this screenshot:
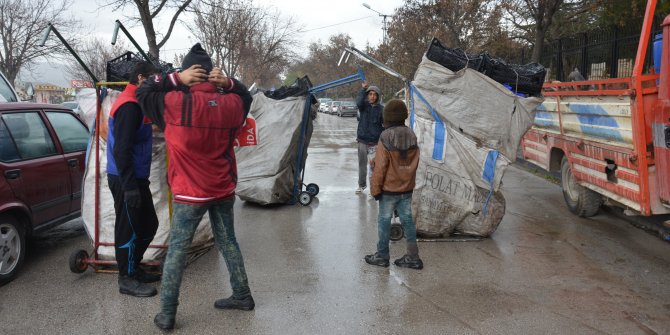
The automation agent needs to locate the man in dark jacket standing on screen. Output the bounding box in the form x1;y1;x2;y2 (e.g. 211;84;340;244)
107;61;161;298
355;81;384;194
136;43;254;330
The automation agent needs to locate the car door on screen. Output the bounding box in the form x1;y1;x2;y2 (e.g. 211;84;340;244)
45;111;89;212
0;111;71;225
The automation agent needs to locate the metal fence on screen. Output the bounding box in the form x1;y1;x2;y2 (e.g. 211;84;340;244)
538;17;663;82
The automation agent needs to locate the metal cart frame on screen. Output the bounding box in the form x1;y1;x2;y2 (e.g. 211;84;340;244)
291;67;367;206
40;23;168;273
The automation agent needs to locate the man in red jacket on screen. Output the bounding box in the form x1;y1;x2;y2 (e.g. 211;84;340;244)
136;43;254;330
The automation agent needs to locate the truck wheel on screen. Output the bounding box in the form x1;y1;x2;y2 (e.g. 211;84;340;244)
0;215;26;286
561;157;602;217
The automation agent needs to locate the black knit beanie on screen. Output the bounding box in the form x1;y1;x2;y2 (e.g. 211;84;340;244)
181;43;213;73
383;99;408;123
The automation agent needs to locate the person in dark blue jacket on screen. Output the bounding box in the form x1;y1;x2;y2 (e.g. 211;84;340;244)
355;81;384;194
107;61;161;297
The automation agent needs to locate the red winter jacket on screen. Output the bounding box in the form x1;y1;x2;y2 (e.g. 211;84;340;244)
136;72;252;204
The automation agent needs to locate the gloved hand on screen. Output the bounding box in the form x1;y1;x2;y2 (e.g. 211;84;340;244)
373;194;381;201
124;189;142;208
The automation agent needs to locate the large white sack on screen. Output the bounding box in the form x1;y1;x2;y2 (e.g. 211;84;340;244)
79;88;214;262
410;56;543;237
235;93;316;205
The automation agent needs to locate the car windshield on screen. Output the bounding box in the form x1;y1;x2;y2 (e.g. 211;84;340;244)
319;98;332;104
332;101;341;106
341;101;355;106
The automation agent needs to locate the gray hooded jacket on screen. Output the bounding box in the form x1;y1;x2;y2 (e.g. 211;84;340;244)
355;85;384;144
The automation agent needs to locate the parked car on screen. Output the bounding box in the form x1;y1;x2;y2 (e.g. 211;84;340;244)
322;101;334;114
318;98;332;113
61;101;82;119
329;101;342;114
335;101;357;117
0;103;89;285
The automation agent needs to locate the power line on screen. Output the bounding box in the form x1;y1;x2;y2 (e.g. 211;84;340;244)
298;15;374;33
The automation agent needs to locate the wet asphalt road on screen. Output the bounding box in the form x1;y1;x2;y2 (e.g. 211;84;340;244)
1;112;669;334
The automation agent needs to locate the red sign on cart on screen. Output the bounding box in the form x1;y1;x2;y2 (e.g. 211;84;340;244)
235;114;258;147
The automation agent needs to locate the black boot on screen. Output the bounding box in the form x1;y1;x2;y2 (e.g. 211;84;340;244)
154;312;175;330
364;252;390;267
393;254;424;270
134;267;161;283
118;275;157;297
214;295;255;311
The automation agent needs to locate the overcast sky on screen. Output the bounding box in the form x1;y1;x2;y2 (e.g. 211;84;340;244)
24;0;404;85
67;0;403;61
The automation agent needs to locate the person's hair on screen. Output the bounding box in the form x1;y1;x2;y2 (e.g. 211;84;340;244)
129;61;160;85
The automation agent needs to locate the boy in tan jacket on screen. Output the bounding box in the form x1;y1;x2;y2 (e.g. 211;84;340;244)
365;99;423;269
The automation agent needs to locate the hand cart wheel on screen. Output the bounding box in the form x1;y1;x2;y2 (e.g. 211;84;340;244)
69;249;89;273
298;191;313;206
390;223;404;241
306;183;319;196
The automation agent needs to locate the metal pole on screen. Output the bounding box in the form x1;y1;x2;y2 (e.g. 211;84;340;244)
39;23;99;83
111;20;157;66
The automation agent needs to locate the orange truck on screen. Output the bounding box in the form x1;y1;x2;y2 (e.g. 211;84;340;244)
521;0;670;218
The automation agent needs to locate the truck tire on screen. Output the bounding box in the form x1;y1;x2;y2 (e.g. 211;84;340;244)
561;157;602;217
0;215;26;286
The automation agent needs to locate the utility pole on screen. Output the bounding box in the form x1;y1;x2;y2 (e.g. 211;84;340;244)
362;3;391;44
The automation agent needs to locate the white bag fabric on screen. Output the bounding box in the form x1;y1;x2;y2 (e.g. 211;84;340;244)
235;93;316;205
410;56;543;237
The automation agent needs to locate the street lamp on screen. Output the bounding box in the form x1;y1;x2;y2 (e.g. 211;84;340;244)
362;3;391;44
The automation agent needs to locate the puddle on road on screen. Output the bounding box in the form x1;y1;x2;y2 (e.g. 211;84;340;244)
30;219;85;248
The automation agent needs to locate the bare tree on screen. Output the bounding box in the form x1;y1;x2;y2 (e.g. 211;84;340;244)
502;0;599;62
102;0;192;60
189;0;254;78
188;0;299;87
378;0;502;81
0;0;77;85
237;7;300;88
288;34;358;99
64;37;131;83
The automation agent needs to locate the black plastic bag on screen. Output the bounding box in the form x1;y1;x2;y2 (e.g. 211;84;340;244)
264;76;313;100
425;38;546;97
106;51;173;83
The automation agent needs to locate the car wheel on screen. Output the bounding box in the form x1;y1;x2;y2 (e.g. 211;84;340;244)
0;215;26;286
561;157;602;217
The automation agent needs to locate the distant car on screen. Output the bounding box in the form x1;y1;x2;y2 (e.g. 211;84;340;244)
335;101;357;117
61;101;82;119
0;103;89;285
318;98;332;113
322;101;334;114
329;101;342;114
